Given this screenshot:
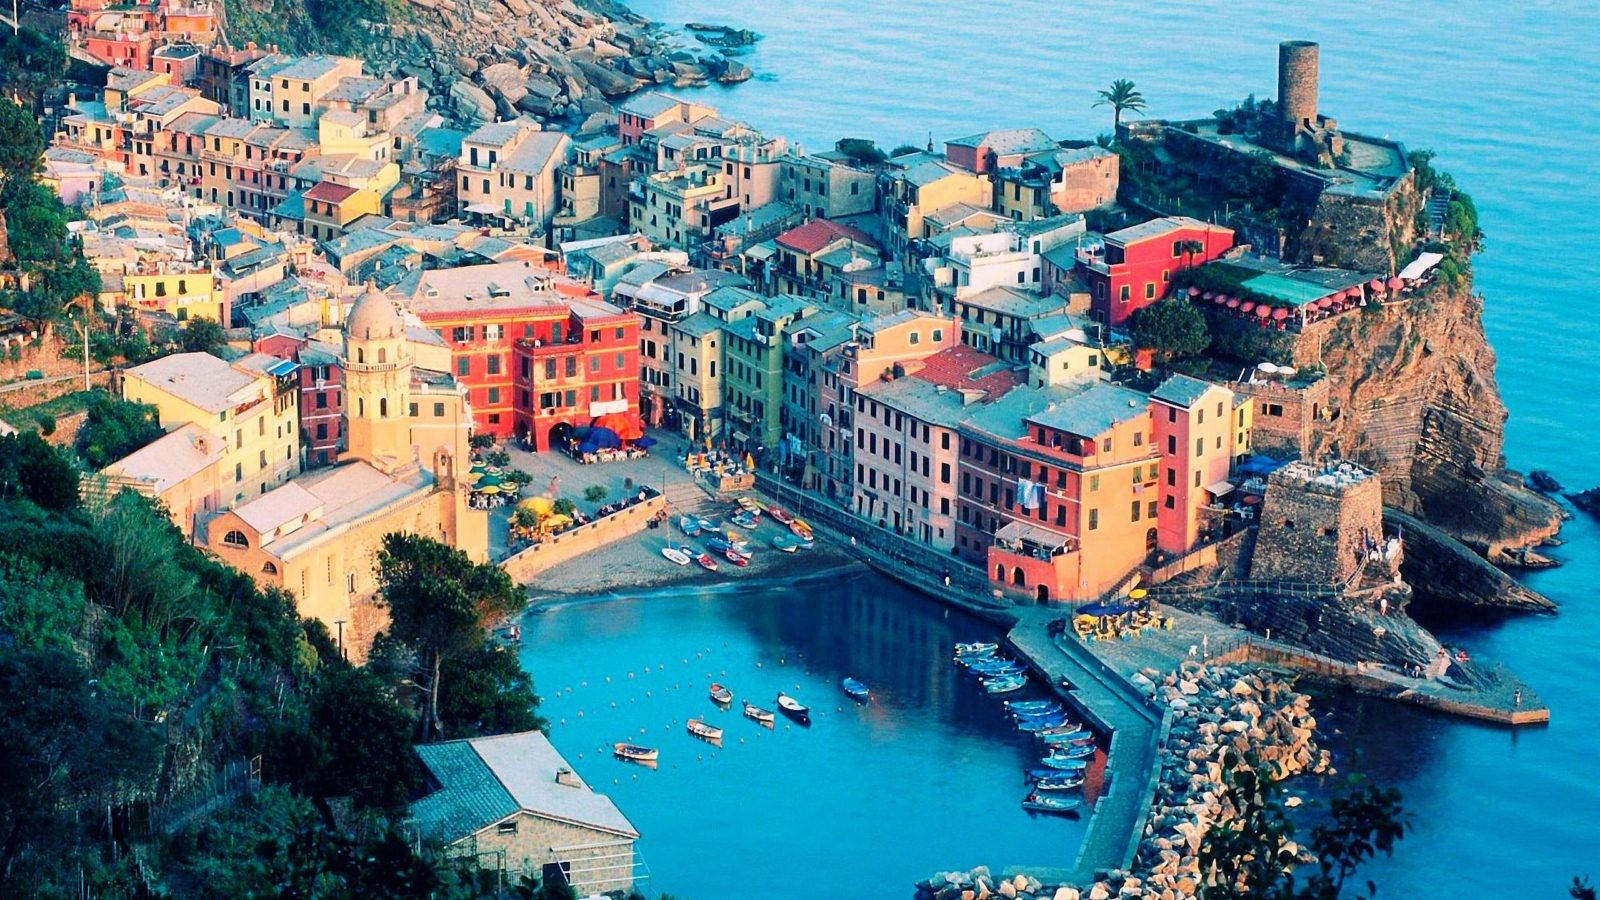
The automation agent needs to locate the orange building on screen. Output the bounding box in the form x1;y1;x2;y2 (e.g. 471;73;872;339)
1150;374;1238;556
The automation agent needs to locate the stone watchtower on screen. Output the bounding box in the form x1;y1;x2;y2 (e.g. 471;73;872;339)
1274;40;1343;164
1251;460;1384;585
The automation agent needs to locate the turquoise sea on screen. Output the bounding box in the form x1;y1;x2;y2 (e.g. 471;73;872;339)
546;1;1600;893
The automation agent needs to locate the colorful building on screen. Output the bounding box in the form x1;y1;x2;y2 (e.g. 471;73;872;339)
1150;374;1240;556
1079;216;1235;327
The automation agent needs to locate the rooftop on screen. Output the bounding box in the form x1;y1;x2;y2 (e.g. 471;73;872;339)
1150;373;1224;409
957;285;1066;320
124;351;268;413
100;422;220;492
1025;381;1151;438
775;218;877;255
238;461;435;556
947;127;1056;156
1105;216;1223;246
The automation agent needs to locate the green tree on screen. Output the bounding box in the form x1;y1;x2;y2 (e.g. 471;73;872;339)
437;641;544;739
834;137;888;166
889;144;921;158
1128;299;1210;359
0;27;67;101
1094;78;1147;133
75;392;162;469
376;534;524;740
583;484;608;503
0;431;79;510
179;316;227;353
305;666;422;812
0;98;43;187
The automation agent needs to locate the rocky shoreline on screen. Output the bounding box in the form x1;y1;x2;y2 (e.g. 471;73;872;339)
917;663;1325;900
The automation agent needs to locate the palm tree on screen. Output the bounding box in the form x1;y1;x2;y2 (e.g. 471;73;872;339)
1094;78;1147;134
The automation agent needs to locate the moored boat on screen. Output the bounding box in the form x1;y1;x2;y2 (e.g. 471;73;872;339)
730;511;757;530
776;692;811;724
1038;755;1089;772
1027;765;1085;781
770;533;800;553
709;683;733;705
735;496;761;512
1037;728;1088;745
686;718;724;743
699;518;722;534
679;516;702;537
1032;773;1084;791
695;550;719;572
766;505;794;525
1044;743;1095;759
721;546;749;566
789;519;814;541
1017;714;1070;733
954;641;999;657
742;700;775;725
661;546;691;565
1022;792;1080;814
983;675;1027;694
613;743;659;763
841;677;871;702
1005;699;1058;713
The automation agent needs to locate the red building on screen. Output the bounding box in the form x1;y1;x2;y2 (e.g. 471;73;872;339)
393;262;641;447
253;332;345;467
1079;216;1234;327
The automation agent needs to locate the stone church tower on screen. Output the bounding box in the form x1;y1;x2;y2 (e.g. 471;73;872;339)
342;282;414;471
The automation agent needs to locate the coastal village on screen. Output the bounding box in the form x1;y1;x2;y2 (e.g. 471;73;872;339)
0;3;1571;898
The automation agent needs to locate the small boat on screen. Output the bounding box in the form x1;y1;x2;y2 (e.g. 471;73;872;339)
722;547;749;566
707;536;751;559
966;659;1025;675
661;546;691;565
613;743;659;763
695;550;720;572
743;700;775;725
776;693;811;724
1005;699;1058;713
789;519;814;541
766;505;794;525
984;675;1027;694
1037;755;1089;772
1022;792;1080;814
770;533;800;553
687;718;724;743
1026;765;1086;781
730;511;757;530
1018;715;1071;733
841;677;871;703
679;516;702;537
1043;743;1095;759
955;642;999;657
1037;728;1088;746
1032;773;1084;791
1043;729;1093;745
709;683;733;705
699;518;723;534
735;496;761;512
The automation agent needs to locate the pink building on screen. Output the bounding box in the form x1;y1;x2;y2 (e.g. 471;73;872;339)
1150;373;1238;556
944;128;1057;174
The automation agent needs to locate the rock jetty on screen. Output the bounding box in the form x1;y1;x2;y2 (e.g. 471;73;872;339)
916;664;1326;900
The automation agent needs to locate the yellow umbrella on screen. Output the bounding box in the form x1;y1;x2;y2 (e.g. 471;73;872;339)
477;484;501;495
464;471;483;484
1129;588;1148;600
744;452;755;470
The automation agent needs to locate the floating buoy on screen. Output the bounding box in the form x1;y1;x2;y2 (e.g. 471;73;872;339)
645;690;652;697
560;718;566;725
577;710;584;717
627;672;635;679
581;680;588;688
756;662;763;668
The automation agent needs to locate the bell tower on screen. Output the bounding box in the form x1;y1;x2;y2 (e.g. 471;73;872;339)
342;282;414;470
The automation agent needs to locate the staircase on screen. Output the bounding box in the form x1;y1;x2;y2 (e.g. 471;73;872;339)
1425;191;1453;241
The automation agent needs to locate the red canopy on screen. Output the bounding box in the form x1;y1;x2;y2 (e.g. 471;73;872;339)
1272;307;1290;320
1211;294;1226;305
1239;300;1256;313
1202;291;1216;301
1368;278;1386;291
1345;287;1362;299
1387;276;1405;290
1254;305;1272;318
1225;297;1241;309
1188;287;1202;297
1317;297;1336;309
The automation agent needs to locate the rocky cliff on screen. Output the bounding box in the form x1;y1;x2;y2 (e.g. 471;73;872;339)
222;0;749;127
1292;277;1563;608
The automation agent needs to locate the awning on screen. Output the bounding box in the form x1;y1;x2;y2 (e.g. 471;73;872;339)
1207;479;1236;496
1398;251;1444;281
462;202;502;215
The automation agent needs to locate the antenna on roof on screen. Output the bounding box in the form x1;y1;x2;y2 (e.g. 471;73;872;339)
926;131;933;153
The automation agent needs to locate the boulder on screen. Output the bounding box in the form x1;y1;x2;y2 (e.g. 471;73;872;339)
498;0;531;14
480;62;528;106
998;882;1016;899
1051;889;1079;900
1178;679;1199;695
1088;883;1111;900
450;79;496;121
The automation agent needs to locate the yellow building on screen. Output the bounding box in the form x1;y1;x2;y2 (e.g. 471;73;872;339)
669;312;725;441
122;351;302;505
200;285;487;661
317;109;393;161
881;153;991;261
1028;335;1106;388
266;55;365;129
1231;392;1254;460
629;165;732;249
107;261;228;324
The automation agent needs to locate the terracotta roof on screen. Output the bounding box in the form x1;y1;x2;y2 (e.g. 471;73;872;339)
912;345;1020;397
304;181;358;204
775;218;876;255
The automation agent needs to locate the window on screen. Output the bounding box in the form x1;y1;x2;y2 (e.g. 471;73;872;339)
496;820;518;835
262;562;277;574
315;391;327;409
434;403;445;416
488;387;500;404
1088;509;1099;530
486;355;501;375
457;357;470;376
223;530;249;548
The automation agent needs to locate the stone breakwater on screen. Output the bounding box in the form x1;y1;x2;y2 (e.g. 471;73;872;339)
917;664;1326;900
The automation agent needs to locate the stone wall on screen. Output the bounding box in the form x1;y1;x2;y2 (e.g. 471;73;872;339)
500;494;664;583
445;810;636;894
1232;376;1331;459
1295;168;1420;273
1251;460;1383;584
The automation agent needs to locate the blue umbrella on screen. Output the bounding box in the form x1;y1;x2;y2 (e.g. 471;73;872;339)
634;436;658;448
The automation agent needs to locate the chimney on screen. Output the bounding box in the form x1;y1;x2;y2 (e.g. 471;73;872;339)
554;767;581;788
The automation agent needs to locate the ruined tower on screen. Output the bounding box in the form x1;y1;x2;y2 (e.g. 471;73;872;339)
1251;460;1388;585
1277;40;1320;136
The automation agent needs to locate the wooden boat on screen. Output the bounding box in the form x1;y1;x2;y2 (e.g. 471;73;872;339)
841;677;870;703
966;658;1024;675
770;533;800;553
1044;743;1095;760
983;675;1027;694
709;683;733;705
735;496;762;512
1022;792;1080;814
776;692;811;724
1037;728;1088;745
686;718;724;743
679;516;702;537
742;700;775;725
722;547;749;566
765;505;794;525
1037;755;1089;772
661;546;691;566
789;519;814;541
695;550;719;572
1005;699;1058;713
1032;773;1084;791
1017;714;1070;733
1027;765;1086;782
707;536;751;559
1043;729;1093;745
955;641;999;657
729;511;757;530
698;517;722;534
613;743;659;763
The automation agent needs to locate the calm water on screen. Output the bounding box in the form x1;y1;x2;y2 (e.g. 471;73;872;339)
610;1;1600;893
520;570;1096;898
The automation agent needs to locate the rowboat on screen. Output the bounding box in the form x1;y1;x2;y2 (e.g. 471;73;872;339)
954;642;999;657
695;551;719;572
730;511;757;530
707;536;752;560
686;718;724;743
841;677;871;703
1027;765;1086;781
698;518;722;534
1043;729;1093;745
1038;755;1089;772
776;693;811;724
720;546;749;566
1037;728;1089;746
766;505;794;525
1005;699;1058;713
1043;743;1094;759
983;675;1027;694
613;743;658;763
1017;714;1071;733
678;516;702;537
709;683;733;705
1021;792;1080;814
1032;773;1084;791
661;546;691;566
735;496;761;512
789;519;814;541
966;660;1025;676
742;700;775;725
770;533;800;553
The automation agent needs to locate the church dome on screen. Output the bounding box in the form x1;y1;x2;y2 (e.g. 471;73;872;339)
347;282;404;341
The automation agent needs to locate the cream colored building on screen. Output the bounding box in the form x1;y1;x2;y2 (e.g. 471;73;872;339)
122;351;302;505
95;422;226;538
199;285;487;660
